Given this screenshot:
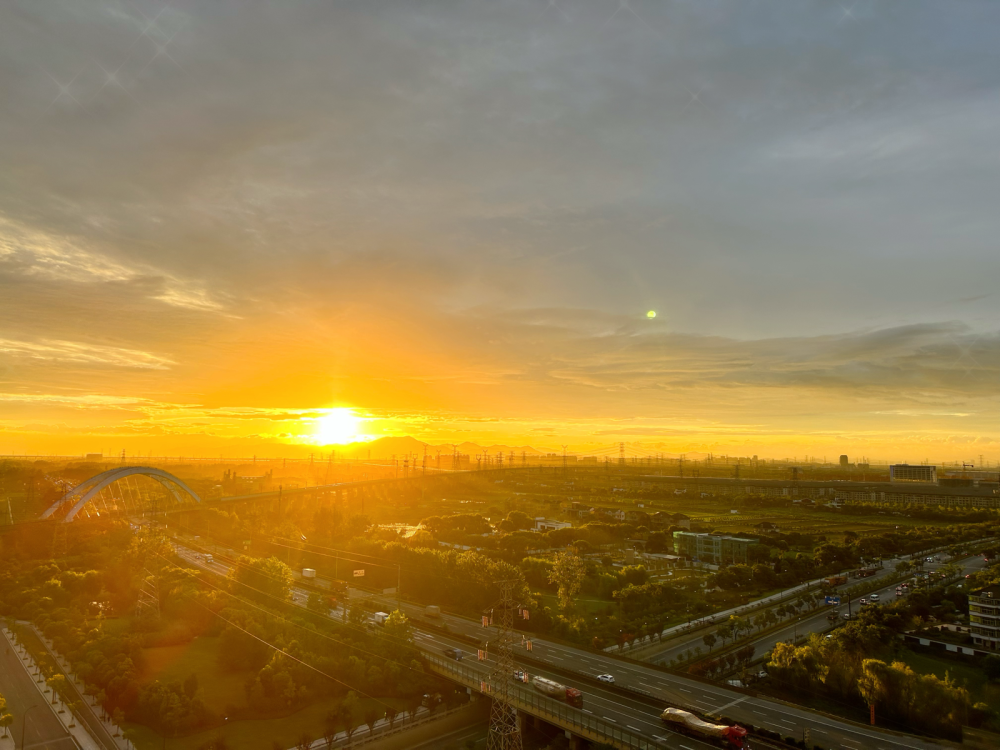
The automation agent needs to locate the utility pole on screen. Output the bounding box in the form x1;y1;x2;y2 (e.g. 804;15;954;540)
486;579;523;750
562;445;567;476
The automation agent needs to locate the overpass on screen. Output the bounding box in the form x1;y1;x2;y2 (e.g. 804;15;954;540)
170;538;951;750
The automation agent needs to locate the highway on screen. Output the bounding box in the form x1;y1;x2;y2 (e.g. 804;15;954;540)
171;538;956;750
0;627;78;750
646;553;991;666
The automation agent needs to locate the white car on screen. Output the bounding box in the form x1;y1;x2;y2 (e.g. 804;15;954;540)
597;674;615;684
869;593;880;602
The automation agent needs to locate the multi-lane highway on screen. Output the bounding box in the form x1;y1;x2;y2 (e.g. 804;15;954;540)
171;537;959;750
646;553;990;666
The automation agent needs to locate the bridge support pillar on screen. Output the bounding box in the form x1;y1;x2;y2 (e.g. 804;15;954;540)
516;710;529;736
566;731;584;750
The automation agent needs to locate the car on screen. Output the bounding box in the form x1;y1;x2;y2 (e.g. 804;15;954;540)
859;597;868;605
597;674;615;684
512;670;528;683
843;612;852;620
827;612;839;621
902;582;909;589
869;593;880;602
896;588;902;597
442;647;463;661
966;574;971;579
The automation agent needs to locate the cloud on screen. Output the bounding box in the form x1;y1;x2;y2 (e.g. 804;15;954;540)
0;338;175;369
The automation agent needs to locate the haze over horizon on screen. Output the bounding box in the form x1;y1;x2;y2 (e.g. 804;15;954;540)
3;1;1000;462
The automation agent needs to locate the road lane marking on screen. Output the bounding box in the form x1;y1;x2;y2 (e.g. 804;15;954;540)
712;696;746;713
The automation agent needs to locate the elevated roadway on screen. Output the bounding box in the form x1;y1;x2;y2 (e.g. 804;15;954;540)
170;539;953;750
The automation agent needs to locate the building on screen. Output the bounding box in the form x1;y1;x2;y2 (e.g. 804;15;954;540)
840;455;849;468
672;531;753;565
969;586;1000;650
534;517;572;532
890;464;938;484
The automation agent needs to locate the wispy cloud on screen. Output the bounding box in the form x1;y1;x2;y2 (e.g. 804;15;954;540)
0;338;175;369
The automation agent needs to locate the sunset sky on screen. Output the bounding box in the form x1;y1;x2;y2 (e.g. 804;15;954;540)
2;1;1000;461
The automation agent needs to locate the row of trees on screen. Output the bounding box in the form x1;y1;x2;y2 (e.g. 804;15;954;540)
765;593;983;737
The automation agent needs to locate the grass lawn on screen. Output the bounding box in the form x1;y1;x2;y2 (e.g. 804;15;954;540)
533;592;610;617
135;636;412;750
896;649;1000;707
142;636;249;714
122;693;399;750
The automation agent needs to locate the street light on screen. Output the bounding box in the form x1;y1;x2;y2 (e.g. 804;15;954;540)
21;705;38;750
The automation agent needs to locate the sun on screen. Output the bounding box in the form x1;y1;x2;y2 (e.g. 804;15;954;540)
315;408;364;445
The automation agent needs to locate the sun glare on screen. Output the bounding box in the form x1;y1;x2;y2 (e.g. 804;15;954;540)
315;408;364;444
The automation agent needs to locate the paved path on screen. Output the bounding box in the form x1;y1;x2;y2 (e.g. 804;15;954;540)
0;628;77;750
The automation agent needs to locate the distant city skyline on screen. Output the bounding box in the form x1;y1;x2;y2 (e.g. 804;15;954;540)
2;1;1000;461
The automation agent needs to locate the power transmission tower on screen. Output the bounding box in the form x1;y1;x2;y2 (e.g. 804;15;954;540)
486;579;523;750
619;442;625;466
135;566;160;620
562;445;567;476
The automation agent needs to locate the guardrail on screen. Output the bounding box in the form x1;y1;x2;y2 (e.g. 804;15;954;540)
424;654;669;750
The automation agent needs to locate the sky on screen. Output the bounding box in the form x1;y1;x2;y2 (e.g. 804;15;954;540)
2;0;1000;462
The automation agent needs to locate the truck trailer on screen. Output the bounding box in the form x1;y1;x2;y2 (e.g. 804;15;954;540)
660;708;747;748
823;575;847;586
531;676;583;708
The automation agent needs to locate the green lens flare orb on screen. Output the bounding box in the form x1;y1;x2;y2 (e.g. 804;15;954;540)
646;310;656;319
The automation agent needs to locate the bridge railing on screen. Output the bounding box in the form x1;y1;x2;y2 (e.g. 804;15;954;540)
424;654;669;750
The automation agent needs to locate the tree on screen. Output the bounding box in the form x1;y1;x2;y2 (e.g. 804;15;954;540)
385;706;398;730
703;633;717;652
228;555;293;602
46;674;68;705
364;707;380;736
717;623;733;646
295;732;313;750
183;673;199;700
0;699;12;739
548;551;586;611
339;691;359;744
858;659;891;726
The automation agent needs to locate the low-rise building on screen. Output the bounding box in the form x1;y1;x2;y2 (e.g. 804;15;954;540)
969;586;1000;650
534;517;572;532
672;531;753;565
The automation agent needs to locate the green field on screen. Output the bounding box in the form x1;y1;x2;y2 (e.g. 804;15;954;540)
142;636;249;714
896;649;1000;707
133;635;400;750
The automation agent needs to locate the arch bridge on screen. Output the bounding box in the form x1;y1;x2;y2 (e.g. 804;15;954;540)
41;466;202;523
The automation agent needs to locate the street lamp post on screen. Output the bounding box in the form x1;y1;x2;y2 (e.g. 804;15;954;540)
21;705;38;750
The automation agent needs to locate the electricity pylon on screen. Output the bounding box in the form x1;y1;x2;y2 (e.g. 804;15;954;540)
135;566;160;620
486;579;523;750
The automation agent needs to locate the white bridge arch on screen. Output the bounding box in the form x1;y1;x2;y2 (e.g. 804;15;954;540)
41;466;202;522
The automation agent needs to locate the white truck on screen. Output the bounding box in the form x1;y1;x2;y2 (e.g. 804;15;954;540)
660;708;747;748
373;611;391;626
530;676;583;707
425;605;442;618
302;568;316;579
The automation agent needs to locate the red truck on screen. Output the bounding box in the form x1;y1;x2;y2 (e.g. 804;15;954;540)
823;575;847;586
531;676;583;708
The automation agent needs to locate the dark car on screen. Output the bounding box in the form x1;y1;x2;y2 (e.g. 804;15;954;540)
443;647;463;661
